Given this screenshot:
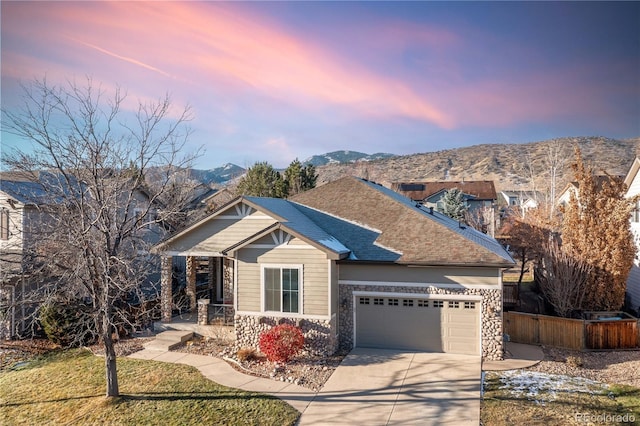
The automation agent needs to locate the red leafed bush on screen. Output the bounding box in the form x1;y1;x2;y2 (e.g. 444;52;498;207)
258;324;304;363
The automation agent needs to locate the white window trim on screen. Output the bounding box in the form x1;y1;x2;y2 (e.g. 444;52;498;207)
260;263;304;315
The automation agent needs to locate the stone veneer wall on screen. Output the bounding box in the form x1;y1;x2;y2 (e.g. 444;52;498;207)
338;284;503;360
235;314;337;356
160;256;173;322
223;258;234;303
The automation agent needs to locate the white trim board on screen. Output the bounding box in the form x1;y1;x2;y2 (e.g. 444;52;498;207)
340;280;499;290
161;250;224;257
235;311;332;321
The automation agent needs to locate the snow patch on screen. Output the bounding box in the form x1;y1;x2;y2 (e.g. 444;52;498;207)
494;370;608;405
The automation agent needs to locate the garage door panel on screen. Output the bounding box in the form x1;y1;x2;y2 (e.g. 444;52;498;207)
355;296;479;355
356;302;443;351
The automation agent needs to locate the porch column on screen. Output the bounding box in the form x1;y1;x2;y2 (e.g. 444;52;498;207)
223;258;234;304
161;256;173;322
185;256;197;312
208;257;216;302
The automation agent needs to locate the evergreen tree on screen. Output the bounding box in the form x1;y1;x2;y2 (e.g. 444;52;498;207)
284;158;317;197
441;188;467;221
236;162;286;198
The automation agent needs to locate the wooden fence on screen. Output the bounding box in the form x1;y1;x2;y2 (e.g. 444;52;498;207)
503;311;640;351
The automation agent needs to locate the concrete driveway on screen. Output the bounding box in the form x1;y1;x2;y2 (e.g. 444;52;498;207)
298;348;481;425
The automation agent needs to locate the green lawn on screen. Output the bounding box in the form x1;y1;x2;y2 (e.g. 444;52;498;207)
482;371;640;426
0;349;299;425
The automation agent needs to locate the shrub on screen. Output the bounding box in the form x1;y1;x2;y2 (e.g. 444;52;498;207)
258;324;304;363
565;355;584;368
39;301;95;347
237;347;260;362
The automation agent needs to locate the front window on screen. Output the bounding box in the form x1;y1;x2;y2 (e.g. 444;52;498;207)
264;266;300;313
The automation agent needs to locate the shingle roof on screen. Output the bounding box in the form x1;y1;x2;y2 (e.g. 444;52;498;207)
238;197;402;262
392;180;497;201
291;177;513;266
0;179;51;205
154;176;514;267
291;203;402;262
242;197;351;257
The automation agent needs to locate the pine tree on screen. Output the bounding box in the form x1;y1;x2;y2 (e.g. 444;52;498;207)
560;148;636;311
441;188;467;221
236;162;286;198
283;159;317;197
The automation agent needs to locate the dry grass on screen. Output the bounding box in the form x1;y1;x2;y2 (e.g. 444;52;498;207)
0;349;299;425
481;371;640;426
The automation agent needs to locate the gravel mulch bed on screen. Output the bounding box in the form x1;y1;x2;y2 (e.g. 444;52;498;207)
0;339;59;370
0;336;154;371
88;336;155;357
174;334;347;392
526;346;640;388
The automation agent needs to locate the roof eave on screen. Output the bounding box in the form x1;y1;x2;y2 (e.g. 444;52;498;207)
152;195;245;252
624;157;640;188
337;259;515;268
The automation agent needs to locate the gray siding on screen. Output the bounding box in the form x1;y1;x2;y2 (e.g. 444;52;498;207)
627;263;640;315
339;263;500;286
627;168;640;315
236;238;329;315
165;211;276;254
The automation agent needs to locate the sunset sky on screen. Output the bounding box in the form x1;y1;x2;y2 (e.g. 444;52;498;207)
2;1;639;169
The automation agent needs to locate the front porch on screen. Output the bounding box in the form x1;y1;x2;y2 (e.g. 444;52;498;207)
153;311;235;340
154;253;236;341
159;254;236;326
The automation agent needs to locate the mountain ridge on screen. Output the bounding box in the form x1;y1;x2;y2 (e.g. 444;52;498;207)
190;136;639;192
313;136;639;192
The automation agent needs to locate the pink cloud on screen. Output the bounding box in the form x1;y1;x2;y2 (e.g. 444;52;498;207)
4;2;629;135
2;2;454;128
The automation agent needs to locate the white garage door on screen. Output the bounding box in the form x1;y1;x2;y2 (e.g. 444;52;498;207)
355;295;480;355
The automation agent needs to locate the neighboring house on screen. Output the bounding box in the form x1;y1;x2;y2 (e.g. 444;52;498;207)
0;177;49;339
153;177;514;360
556;182;579;206
392;180;497;214
0;173;166;339
499;190;542;217
624;157;640;315
201;187;236;211
556;175;623;207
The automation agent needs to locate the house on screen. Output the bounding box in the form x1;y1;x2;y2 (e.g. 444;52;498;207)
153;176;514;360
392;180;497;213
499;190;541;210
0;176;49;338
0;172;167;339
624;157;640;315
498;190;542;218
557;175;623;207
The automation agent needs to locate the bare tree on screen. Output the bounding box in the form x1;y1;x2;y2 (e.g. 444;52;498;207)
516;144;568;219
535;238;592;318
1;77;200;397
542;144;567;218
498;205;559;297
465;205;495;237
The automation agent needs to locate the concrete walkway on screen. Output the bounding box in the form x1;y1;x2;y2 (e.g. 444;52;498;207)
128;349;316;413
482;342;544;371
